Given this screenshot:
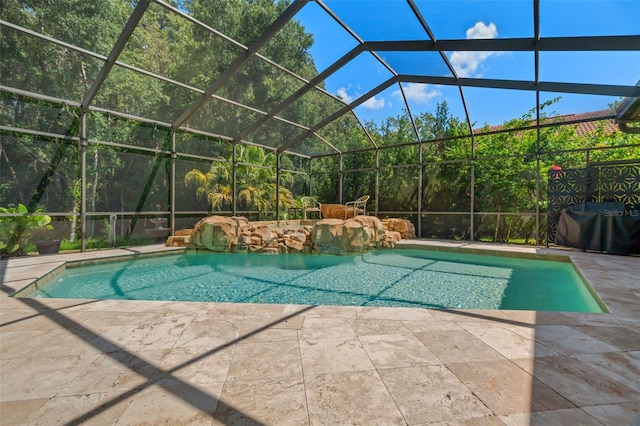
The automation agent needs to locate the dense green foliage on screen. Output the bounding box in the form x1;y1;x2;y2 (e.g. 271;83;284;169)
1;0;639;252
0;203;52;256
312;100;640;241
184;144;297;216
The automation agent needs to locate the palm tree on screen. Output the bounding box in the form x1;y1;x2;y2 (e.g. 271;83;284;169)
185;145;297;217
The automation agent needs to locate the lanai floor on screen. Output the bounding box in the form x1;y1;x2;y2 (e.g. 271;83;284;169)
1;241;639;425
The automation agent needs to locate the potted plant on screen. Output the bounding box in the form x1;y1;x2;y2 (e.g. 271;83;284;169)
0;204;58;256
33;229;61;255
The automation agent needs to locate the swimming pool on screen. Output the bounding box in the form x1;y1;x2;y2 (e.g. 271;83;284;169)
17;248;604;312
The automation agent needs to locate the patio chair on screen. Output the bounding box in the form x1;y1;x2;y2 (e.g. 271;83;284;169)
301;196;322;219
344;195;370;219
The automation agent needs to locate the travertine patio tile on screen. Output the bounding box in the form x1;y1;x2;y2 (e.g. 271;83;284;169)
499;408;602;426
1;330;61;360
63;310;161;329
148;346;234;386
214;377;307;425
297;317;356;340
0;399;49;425
236;316;301;343
468;327;558;359
572;351;640;393
401;319;464;333
173;317;243;348
299;336;374;376
212;302;284;318
111;313;195;350
356;305;436;321
498;310;539;325
562;312;640;328
118;382;223;425
569;325;640;351
422;417;507;426
447;360;574;415
359;333;441;368
413;329;506;364
581;401;640;425
378;365;492;424
306;370;405;425
513;355;640;406
227;340;302;382
282;303;356;318
0;306;72;333
268;311;306;328
1;280;38;297
0;355;98;402
530;311;581;326
605;302;640;319
532;325;619;354
2;244;639;425
18;392;132;425
349;318;412;336
17;328;106;359
428;309;510;325
75;299;207;314
57;350;157;397
499;323;538;338
1;262;64;283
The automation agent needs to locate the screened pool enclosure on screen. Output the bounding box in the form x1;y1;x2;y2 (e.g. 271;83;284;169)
1;0;639;253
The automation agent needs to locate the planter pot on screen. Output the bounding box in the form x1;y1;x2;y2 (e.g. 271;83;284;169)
36;240;61;255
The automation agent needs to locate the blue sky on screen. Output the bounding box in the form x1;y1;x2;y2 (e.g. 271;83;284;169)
292;0;640;127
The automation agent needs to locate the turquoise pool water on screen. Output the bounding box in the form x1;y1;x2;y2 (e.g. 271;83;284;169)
20;249;603;312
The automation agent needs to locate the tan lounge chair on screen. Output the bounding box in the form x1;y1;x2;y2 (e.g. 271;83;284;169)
301;196;322;219
344;195;369;219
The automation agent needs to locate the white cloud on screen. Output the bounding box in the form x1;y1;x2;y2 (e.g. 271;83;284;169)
450;21;498;78
466;21;498;39
393;83;441;104
337;86;386;110
361;96;385;110
336;87;355;103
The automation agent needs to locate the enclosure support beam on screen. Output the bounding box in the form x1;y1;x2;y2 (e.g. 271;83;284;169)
308;159;313;198
232;142;237;217
534;0;541;246
81;0;150;113
170;131;177;236
418;139;423;239
375;150;380;217
339;154;344;205
470;154;475;242
363;35;640;52
276;154;281;224
277;77;397;154
80;111;87;252
458;86;475;241
401;76;640;98
535;122;541;245
171;1;309;131
237;45;362;142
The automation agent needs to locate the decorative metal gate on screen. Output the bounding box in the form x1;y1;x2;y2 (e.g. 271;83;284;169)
547;161;640;244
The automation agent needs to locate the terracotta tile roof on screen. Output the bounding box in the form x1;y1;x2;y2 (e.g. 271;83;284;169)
474;110;618;136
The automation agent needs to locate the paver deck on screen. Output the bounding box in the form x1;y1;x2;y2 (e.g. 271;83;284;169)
1;241;639;425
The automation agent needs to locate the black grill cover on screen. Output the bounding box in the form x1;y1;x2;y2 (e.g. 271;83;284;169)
555;202;640;255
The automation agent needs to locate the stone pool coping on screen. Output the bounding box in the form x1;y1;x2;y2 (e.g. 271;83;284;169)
1;240;639;424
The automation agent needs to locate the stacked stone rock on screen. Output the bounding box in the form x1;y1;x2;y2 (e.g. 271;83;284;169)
380;218;416;239
166;215;415;255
